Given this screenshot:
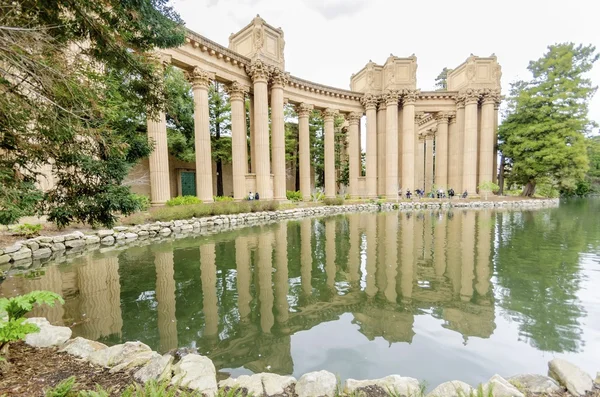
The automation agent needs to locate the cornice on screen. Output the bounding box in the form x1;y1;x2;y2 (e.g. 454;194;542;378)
288;75;363;101
417;91;458;101
184;29;250;69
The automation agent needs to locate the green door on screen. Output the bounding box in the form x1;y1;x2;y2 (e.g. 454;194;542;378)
181;171;196;196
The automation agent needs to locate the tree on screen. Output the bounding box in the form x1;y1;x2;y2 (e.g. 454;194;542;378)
585;136;600;193
165;67;195;163
477;181;500;200
209;82;232;197
435;67;450;90
499;43;598;196
0;0;185;227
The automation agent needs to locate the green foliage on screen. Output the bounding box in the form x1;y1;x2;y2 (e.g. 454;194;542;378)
165;67;195;163
311;192;325;201
435;67;450;91
45;376;78;397
585;135;600;193
166;196;202;207
12;223;43;237
151;201;279;221
286;191;303;202
131;194;151;212
214;196;234;202
323;197;345;206
499;43;598;196
478;181;500;200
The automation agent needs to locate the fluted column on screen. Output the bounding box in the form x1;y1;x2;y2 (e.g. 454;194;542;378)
147;110;171;205
401;90;417;191
274;223;289;324
385;91;400;198
475;211;492;297
377;101;386;196
247;60;272;199
455;98;466;191
425;132;434;193
415;135;425;191
460;211;475;301
249;96;256;173
227;82;249;201
400;213;414;301
462;89;480;195
434;216;447;276
363;95;378;198
384;213;398;303
155;250;178;352
297;103;313;200
348;112;361;198
257;231;274;333
435;113;450;190
447;113;459;191
493;100;500;183
235;236;251;322
200;243;218;338
478;90;498;188
323;108;338;198
271;68;289;200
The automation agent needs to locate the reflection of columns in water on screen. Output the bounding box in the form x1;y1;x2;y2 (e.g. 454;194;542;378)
24;265;65;324
300;219;313;296
384;214;398;303
414;213;424;260
257;231;274;333
200;243;218;338
77;255;122;340
434;215;447;277
446;212;463;295
460;211;476;301
274;223;289;324
325;219;337;289
155;250;178;352
375;214;387;294
235;236;252;322
423;212;433;261
400;213;414;301
365;215;378;298
475;211;492;296
348;214;361;284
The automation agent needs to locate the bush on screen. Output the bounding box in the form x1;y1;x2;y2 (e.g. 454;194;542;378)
286;190;302;202
131;193;151;211
311;192;325;201
250;200;279;212
149;200;279;222
323;197;344;206
214;196;234;202
166;196;201;207
12;223;42;237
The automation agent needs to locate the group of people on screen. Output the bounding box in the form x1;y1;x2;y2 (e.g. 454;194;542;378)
402;188;468;200
247;191;260;201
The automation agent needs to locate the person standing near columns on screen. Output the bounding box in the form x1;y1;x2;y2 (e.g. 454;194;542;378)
296;103;313;200
478;89;497;188
246;60;272;199
362;94;378;198
385;90;400;198
402;90;418;193
462;89;480;195
226;81;249;201
425;131;435;193
190;67;214;202
323;108;338;198
347;112;362;198
435;112;450;191
270;68;289;200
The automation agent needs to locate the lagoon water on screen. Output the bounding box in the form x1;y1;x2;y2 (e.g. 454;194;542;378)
2;199;599;388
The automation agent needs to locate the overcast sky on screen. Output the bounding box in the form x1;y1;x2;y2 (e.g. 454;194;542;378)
172;0;600;132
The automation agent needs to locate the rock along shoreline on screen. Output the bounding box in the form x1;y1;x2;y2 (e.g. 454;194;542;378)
0;198;559;275
21;316;599;397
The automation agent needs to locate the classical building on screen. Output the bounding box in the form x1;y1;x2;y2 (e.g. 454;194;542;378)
132;15;501;205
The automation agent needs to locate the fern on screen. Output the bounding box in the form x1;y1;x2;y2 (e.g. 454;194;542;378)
0;290;64;321
45;376;77;397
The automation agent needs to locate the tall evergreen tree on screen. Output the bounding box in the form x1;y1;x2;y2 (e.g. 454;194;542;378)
435;67;450;90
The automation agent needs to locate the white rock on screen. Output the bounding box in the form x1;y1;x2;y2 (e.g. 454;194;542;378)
549;359;593;396
24;318;72;348
113;226;128;232
4;244;22;254
97;230;114;238
51;243;66;251
32;247;52;259
53;236;65;243
160;228;172;235
134;353;173;383
65;239;85;249
124;232;138;240
484;375;524;397
171;354;217;396
219;373;296;396
0;254;11;264
427;381;474;397
296;370;337;397
85;235;101;245
101;236;115;245
345;375;420;396
507;374;561;394
59;337;107;359
88;341;152;368
10;247;32;261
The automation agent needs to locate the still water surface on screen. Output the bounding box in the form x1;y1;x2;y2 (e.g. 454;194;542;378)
1;199;599;388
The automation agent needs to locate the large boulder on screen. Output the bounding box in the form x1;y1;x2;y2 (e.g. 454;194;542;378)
171;354;217;396
507;374;561;394
296;370;337;397
219;373;296;396
88;341;152;368
483;375;524;397
345;375;420;396
549;359;593;396
59;337;107;359
427;381;474;397
24;318;71;348
134;353;173;383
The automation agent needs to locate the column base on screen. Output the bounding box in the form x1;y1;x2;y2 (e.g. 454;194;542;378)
151;201;167;207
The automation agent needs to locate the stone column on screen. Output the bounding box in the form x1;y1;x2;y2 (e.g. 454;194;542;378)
478;91;496;187
297;103;313;200
462;89;480;195
200;243;218;338
401;90;417;191
435;113;450;190
155;250;177;352
475;211;492;297
365;214;377;298
323;108;338;198
384;213;398;303
274;223;289;324
247;60;272;199
249;96;256;173
377;101;387;196
415;135;425;191
235;236;252;322
493;99;500;183
447;113;459;191
348;112;361;198
147;108;171;206
460;211;475;301
363;95;378;198
271;68;289;200
190;67;214;202
257;232;274;333
425;132;434;193
227;82;249;201
455;98;466;191
434;216;447;277
385;91;400;198
400;213;414;301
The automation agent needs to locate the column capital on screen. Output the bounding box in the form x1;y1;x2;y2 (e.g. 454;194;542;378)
481;88;501;105
360;94;379;110
455;94;465;109
322;108;338;121
378;99;387;110
189;66;211;89
347;112;362;125
296;103;313;118
425;127;437;139
384;90;400;105
435;112;451;124
246;59;271;83
270;67;290;88
448;111;457;123
460;88;481;105
225;81;249;101
401;89;419;105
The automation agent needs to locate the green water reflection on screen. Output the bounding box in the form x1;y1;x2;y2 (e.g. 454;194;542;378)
2;199;599;387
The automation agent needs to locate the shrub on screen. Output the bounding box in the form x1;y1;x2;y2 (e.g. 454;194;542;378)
12;223;42;237
286;190;302;202
311;192;325;201
214;196;234;202
166;196;201;207
323;197;344;206
250;200;279;212
131;193;151;211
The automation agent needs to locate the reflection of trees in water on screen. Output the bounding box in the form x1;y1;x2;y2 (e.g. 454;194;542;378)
494;201;597;353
